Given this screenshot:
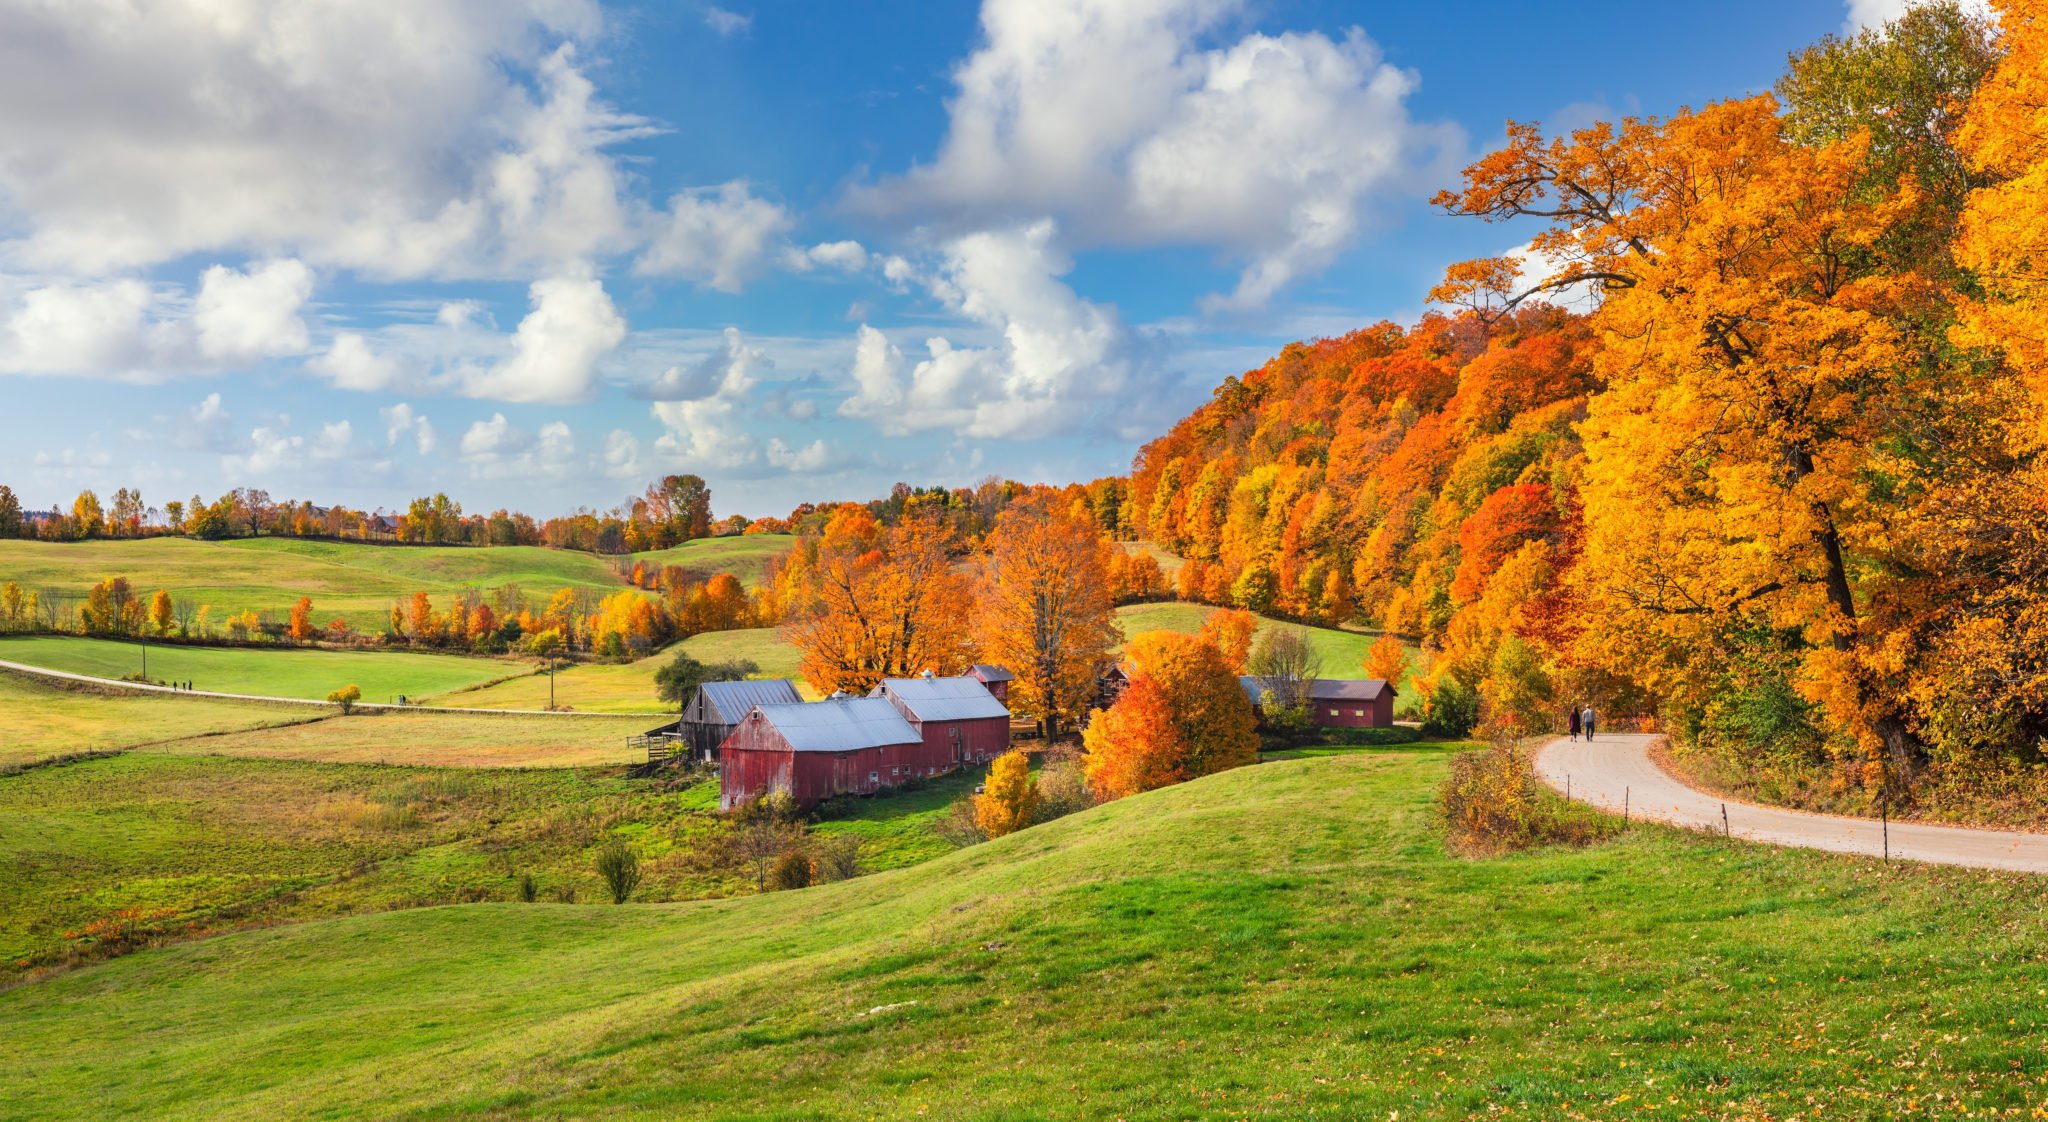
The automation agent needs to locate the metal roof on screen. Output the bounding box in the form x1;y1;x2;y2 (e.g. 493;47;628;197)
696;678;803;723
743;698;921;752
874;676;1011;722
1240;676;1392;705
969;663;1015;682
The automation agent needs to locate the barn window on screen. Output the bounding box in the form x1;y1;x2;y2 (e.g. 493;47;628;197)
1329;708;1339;717
868;771;879;783
1354;709;1364;717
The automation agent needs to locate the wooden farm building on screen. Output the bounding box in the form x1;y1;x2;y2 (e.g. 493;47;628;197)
966;663;1015;704
871;675;1013;765
647;679;803;762
718;697;944;810
1239;677;1398;728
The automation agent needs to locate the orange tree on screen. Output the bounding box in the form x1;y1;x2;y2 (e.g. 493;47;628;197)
1198;608;1257;675
975;495;1117;739
782;507;973;695
1082;630;1257;800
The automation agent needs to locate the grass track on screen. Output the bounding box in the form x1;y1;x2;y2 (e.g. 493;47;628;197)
5;748;2047;1119
0;635;514;702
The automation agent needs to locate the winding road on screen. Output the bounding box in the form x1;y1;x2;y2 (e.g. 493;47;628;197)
1535;732;2048;874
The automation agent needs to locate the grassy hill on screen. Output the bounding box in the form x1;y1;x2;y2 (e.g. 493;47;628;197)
154;709;652;768
436;626;811;713
5;747;2045;1119
0;673;313;766
0;534;792;631
1113;602;1420;694
0;635;515;703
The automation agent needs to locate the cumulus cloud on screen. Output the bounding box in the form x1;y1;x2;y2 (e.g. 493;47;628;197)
635;182;794;292
379;402;437;454
837;220;1139;439
0;259;315;378
1845;0;1989;32
223;417;353;476
457;412;578;477
459;273;627;403
191;259;314;363
785;240;870;273
603;428;642;478
765;436;834;472
312;333;404;392
636;326;767;401
850;0;1453;308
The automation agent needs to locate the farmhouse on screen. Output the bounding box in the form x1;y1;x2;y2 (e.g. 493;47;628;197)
966;663;1015;704
871;674;1013;764
648;679;803;762
720;697;943;809
1239;677;1397;728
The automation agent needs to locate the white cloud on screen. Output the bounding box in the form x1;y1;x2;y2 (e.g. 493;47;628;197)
191;259;314;363
458;412;579;478
312;332;404;392
311;420;353;460
851;0;1452;308
0;1;638;280
379;402;437;454
459;273;626;403
703;6;752;36
603;428;642;478
1;277;155;374
192;393;228;425
460;412;532;458
1;260;316;378
651;398;758;469
765;436;833;472
838;220;1137;439
635;181;793;292
787;240;870;273
1844;0;1989;32
636;326;767;400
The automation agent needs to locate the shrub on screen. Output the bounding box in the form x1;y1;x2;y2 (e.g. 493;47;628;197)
973;750;1040;839
1420;678;1481;739
326;684;362;714
934;795;988;847
517;873;538;903
769;849;813;890
812;834;864;882
1033;747;1093;822
1440;747;1605;855
594;841;641;904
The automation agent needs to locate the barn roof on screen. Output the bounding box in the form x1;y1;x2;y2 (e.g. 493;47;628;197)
696;679;803;723
875;676;1011;721
1239;676;1393;705
969;663;1015;683
743;698;921;752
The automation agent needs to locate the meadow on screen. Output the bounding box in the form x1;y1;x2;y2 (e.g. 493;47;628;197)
0;673;312;766
1112;601;1420;694
0;533;793;631
436;626;810;712
4;747;2045;1120
157;710;652;768
0;635;515;703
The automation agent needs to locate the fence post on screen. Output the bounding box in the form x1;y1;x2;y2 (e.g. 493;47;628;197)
1882;797;1889;865
1623;786;1629;824
1722;802;1729;839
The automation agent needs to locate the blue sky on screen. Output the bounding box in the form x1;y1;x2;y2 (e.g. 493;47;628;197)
0;0;1902;519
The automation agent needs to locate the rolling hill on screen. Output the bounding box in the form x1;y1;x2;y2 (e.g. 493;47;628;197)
4;748;2043;1120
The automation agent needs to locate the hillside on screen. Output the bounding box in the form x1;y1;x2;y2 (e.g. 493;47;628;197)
435;626;809;713
5;748;2045;1120
0;635;515;703
1112;602;1420;695
0;534;791;631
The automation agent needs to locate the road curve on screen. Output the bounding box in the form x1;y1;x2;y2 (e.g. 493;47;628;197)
1534;732;2048;874
0;657;667;719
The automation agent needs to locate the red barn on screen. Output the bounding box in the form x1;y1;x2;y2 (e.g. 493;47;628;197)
871;675;1012;764
1239;677;1397;728
966;663;1015;705
719;697;960;810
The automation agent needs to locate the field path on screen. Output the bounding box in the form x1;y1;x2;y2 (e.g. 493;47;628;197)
0;658;664;719
1535;732;2048;873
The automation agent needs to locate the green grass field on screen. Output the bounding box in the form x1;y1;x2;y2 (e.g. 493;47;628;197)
0;673;313;766
0;534;790;632
157;711;651;768
439;627;812;712
0;635;515;702
4;747;2046;1119
1113;601;1420;694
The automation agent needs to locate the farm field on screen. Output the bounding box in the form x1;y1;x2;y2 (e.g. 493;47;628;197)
0;673;311;766
0;635;515;703
632;533;792;587
0;534;787;631
6;747;2046;1119
158;710;651;768
437;626;811;712
1113;602;1419;693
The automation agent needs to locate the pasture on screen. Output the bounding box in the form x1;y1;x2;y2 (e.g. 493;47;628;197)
632;533;792;587
0;673;310;766
437;626;811;713
0;635;515;703
159;710;651;768
5;747;2046;1119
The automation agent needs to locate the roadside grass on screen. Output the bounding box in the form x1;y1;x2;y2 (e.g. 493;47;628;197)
436;626;811;712
155;710;651;768
631;534;792;587
0;537;631;631
0;673;309;766
6;746;2048;1120
0;635;514;702
1113;602;1421;692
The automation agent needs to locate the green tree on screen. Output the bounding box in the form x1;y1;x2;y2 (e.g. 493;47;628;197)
0;485;21;539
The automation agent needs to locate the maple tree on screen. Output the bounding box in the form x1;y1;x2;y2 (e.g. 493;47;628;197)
1199;609;1257;675
1083;631;1258;800
782;507;974;695
1363;634;1408;688
975;496;1118;739
149;590;174;638
287;597;315;644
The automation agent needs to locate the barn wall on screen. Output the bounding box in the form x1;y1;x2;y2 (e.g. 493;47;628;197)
1311;696;1394;729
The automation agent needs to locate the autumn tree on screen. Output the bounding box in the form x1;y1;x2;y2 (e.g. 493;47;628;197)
149;590;174;638
975;496;1118;739
1246;628;1319;715
1364;634;1409;689
1082;630;1258;800
288;597;315;644
783;508;973;695
1198;608;1257;674
71;491;103;540
0;485;21;539
973;750;1040;838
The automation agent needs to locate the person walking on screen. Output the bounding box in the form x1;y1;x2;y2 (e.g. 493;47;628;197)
1582;705;1597;741
1567;706;1581;742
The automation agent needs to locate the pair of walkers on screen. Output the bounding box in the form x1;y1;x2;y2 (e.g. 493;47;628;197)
1566;705;1597;741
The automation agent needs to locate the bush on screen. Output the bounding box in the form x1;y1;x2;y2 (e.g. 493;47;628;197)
594;841;641;904
933;795;988;847
812;834;863;882
1033;747;1094;822
326;684;362;714
517;873;538;903
973;750;1040;839
1321;726;1425;747
1440;747;1605;855
769;849;812;890
1420;678;1481;739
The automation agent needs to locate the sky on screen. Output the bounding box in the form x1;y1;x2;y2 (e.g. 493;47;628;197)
0;0;1920;519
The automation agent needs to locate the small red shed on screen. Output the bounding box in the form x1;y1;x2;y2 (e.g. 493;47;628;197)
719;697;959;810
871;675;1012;765
1239;676;1397;729
966;663;1015;705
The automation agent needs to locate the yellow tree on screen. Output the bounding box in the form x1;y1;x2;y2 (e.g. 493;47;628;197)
1082;630;1258;800
973;750;1040;838
1955;0;2048;406
149;589;174;637
1436;96;1934;768
1198;608;1257;674
1363;633;1409;688
976;496;1118;739
783;508;973;695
